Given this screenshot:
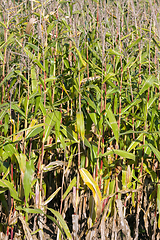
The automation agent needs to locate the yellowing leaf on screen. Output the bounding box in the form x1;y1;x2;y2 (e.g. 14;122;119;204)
80;168;102;207
157;184;160;228
76;111;85;142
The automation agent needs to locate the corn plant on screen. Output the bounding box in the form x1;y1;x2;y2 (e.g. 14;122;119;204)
1;0;160;239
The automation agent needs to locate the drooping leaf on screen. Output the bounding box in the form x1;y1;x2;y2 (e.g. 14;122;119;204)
16;206;44;214
100;149;135;160
61;125;78;142
48;208;72;240
80;168;102;208
24;47;45;71
15;70;28;84
3;144;17;158
148;144;160;163
106;48;123;56
26;127;43;140
46;215;66;240
0;179;20;201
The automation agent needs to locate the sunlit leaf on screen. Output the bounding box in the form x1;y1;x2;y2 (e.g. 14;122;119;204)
139;76;155;95
76;111;85;142
127;133;143;152
0;179;20;201
80;168;102;207
157;184;160;228
62;177;76;200
48;208;72;240
23;160;35;202
44;187;61;206
100;149;135;160
106;108;119;143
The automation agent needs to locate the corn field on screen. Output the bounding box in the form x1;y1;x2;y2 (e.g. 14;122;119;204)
1;0;160;239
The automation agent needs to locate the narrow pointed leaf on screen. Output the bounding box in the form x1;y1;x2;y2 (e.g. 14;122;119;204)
62;177;76;200
148;144;160;162
0;180;20;201
76;111;85;142
44;187;61;206
23;160;35;202
80;168;102;206
100;149;135;160
48;208;72;240
106;108;119;143
127;133;143;152
139;76;155;95
43;112;56;143
157;184;160;228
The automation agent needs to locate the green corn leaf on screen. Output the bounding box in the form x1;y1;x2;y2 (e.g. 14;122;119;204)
0;70;14;87
122;170;126;189
127;133;143;152
23;159;35;203
74;46;86;67
48;208;72;240
3;144;17;158
47;22;55;34
0;33;15;50
100;149;135;161
55;111;61;134
139;76;155;95
16;206;44;214
147;94;160;110
26;127;43;140
26;43;39;52
121;99;141;115
43;112;56;143
11;103;26;119
15;153;26;180
102;72;116;84
0;50;4;61
31;65;37;92
4;113;9;136
39;101;47;116
15;70;28;84
61;125;78;142
83;96;98;113
106;48;123;56
46;215;67;240
0;179;20;201
24;47;45;71
148;144;160;162
106;108;119;143
62;177;76;200
0;108;7;121
127;37;142;49
0;21;7;28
